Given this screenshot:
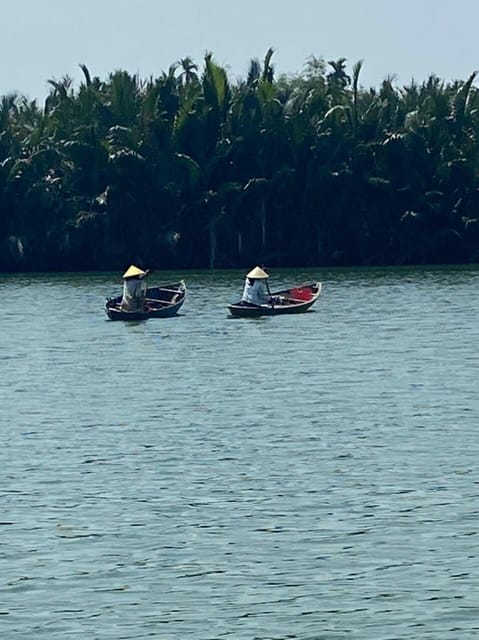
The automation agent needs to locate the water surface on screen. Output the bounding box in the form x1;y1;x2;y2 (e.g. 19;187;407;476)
1;266;478;639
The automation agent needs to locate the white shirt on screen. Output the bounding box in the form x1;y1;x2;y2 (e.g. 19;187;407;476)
242;278;270;305
121;277;147;311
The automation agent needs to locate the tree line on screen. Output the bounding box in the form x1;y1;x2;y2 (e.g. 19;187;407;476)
1;50;479;272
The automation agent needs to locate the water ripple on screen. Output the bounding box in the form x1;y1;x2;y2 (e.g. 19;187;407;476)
1;266;479;638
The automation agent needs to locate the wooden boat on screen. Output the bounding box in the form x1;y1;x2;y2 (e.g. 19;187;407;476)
228;282;322;317
105;280;186;321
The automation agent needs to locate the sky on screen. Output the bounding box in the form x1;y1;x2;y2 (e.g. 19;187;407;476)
2;0;479;103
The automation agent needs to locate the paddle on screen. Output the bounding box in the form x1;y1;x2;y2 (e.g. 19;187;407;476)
265;278;275;310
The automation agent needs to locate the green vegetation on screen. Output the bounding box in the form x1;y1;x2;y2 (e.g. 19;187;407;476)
1;51;479;272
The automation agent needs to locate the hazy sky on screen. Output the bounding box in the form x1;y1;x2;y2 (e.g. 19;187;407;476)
2;0;479;102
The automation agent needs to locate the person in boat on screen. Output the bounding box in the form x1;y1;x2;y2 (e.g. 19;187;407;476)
120;265;149;311
241;266;272;306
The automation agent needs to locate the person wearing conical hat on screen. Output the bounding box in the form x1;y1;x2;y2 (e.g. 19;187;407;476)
120;265;149;311
241;265;271;306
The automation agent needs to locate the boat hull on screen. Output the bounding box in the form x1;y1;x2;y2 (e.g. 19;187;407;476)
228;282;321;317
105;281;186;321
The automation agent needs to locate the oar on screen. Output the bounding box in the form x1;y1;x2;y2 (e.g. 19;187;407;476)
265;279;275;310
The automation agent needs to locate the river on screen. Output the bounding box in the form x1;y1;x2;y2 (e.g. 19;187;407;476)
1;266;478;639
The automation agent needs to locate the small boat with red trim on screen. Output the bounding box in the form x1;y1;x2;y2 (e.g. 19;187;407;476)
228;281;322;317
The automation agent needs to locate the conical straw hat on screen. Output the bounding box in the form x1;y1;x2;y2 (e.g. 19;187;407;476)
246;266;269;279
122;265;147;279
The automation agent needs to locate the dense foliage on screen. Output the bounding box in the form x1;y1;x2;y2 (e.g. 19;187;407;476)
1;51;479;272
